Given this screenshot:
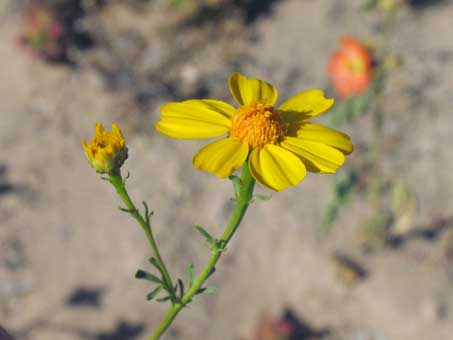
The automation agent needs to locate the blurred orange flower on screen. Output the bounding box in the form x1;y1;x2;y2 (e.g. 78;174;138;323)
328;37;372;98
19;2;63;60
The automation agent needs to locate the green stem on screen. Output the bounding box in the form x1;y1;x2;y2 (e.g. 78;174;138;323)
368;8;396;211
149;162;256;340
109;169;176;302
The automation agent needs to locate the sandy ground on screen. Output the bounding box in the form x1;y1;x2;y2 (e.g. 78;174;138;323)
1;1;453;339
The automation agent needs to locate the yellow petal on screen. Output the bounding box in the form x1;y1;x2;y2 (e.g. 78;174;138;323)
156;100;234;139
193;138;249;178
81;138;94;160
112;123;124;139
294;123;353;154
278;90;334;123
248;144;306;192
81;138;88;152
228;72;278;106
280;137;345;173
184;99;236;118
95;122;105;134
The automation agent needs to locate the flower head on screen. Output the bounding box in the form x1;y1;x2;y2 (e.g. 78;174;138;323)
328;37;372;98
156;72;353;191
20;3;64;60
82;122;128;174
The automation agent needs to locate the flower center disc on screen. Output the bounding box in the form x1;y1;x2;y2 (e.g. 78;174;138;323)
230;103;286;149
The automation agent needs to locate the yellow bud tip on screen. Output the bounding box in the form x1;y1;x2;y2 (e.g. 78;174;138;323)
95;122;104;134
111;123;123;139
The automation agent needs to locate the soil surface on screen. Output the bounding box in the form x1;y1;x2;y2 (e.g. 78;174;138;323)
1;1;453;340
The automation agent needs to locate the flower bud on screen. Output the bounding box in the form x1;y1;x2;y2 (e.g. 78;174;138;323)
82;122;128;174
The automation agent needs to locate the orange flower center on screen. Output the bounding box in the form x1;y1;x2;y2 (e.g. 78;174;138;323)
230;103;286;149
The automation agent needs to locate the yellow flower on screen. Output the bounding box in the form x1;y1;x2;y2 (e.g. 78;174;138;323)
156;73;353;191
82;122;128;174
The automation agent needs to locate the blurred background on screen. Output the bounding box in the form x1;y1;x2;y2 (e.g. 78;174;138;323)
1;0;453;339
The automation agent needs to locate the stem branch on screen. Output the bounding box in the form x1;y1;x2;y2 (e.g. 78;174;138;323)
149;162;256;340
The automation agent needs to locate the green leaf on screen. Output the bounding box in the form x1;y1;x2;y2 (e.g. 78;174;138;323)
196;286;218;295
206;267;216;280
334;169;358;199
185;298;199;306
156;295;172;303
229;175;242;198
135;270;163;285
146;286;163;301
363;0;379;10
177;278;185;298
121;171;131;185
202;286;218;294
327;95;369;127
145;259;174;293
142;201;154;224
254;194;272;202
320;168;358;235
149;257;165;277
188;264;195;288
194;225;216;247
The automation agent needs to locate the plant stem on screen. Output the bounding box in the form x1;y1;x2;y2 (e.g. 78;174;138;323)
149;162;256;340
368;7;396;211
109;169;176;302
